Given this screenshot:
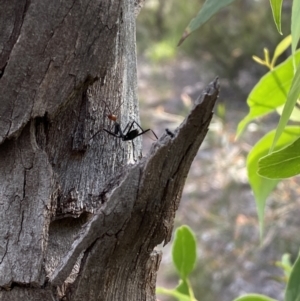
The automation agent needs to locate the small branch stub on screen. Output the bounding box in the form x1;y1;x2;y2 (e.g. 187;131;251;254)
50;78;220;301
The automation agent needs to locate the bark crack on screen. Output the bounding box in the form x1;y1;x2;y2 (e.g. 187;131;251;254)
22;170;27;199
17;210;25;243
0;237;9;264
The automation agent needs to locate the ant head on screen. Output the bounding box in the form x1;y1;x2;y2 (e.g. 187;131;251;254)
107;114;117;122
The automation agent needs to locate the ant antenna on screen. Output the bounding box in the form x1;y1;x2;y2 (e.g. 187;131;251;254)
102;99;124;122
88;100;124;141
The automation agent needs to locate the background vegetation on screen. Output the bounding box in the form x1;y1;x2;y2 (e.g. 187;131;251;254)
136;1;300;301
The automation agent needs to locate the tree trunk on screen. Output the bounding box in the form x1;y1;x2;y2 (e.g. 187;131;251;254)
0;0;219;300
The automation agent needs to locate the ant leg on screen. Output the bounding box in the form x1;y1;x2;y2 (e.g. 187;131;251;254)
132;140;135;161
148;129;158;140
123;121;135;134
131;121;158;140
103;129;122;138
88;124;125;141
88;128;103;141
131;120;144;132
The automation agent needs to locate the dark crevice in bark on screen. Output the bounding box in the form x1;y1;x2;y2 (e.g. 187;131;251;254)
22;169;27;199
53;212;92;224
0;239;9;265
9;282;32;289
55;193;63;219
0;62;7;79
2;279;51;291
17;210;25;243
35;113;50;151
23;0;31;18
72;91;88;153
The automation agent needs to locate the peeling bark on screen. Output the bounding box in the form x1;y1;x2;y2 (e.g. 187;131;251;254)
0;0;219;300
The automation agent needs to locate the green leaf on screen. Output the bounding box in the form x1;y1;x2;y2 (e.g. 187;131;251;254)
271;35;292;67
278;253;292;280
178;0;236;46
285;253;300;301
156;287;192;301
175;279;197;301
291;0;300;58
172;225;197;279
259;136;300;179
247;126;300;238
281;254;292;271
270;63;300;151
276;104;300;122
237;50;300;138
233;294;278;301
269;0;283;34
253;55;269;67
176;279;190;296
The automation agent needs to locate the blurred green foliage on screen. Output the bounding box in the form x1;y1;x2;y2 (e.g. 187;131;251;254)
158;225;300;301
137;2;299;301
136;0;291;82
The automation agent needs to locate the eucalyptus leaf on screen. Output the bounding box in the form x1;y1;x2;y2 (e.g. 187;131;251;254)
276;104;300;122
247;126;300;238
291;0;300;57
178;0;235;46
269;0;283;34
271;35;292;67
285;253;300;301
280;253;292;279
270;63;300;151
233;294;278;301
172;225;197;279
237;50;300;138
259;137;300;179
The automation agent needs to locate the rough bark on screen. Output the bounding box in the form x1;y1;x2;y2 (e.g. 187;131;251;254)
0;0;219;300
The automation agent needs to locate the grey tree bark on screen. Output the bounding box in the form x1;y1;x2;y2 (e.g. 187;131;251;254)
0;0;219;300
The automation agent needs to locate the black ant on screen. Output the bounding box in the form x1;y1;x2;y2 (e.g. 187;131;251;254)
89;100;158;143
101;100;158;142
165;128;174;138
104;120;158;141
